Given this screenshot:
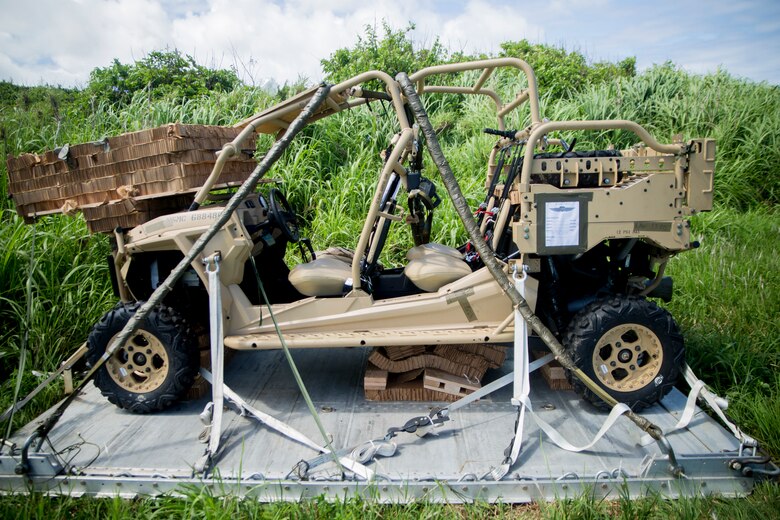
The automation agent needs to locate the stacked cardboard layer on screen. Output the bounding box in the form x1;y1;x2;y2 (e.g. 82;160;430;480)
79;194;196;233
364;344;507;402
532;351;574;391
186;344;238;401
6;124;257;233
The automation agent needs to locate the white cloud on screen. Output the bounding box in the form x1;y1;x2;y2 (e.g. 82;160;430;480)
167;0;539;85
0;0;170;86
436;0;540;54
0;0;538;86
0;0;778;87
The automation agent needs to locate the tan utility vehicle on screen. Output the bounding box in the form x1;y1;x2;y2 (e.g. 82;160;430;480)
88;58;715;413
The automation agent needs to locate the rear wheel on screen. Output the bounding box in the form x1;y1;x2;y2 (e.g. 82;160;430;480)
87;302;198;413
563;296;684;411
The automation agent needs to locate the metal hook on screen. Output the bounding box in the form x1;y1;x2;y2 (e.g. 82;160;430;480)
202;252;222;273
511;262;527;282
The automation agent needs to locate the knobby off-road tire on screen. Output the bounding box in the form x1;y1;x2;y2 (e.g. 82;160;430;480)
87;301;199;413
563;296;684;411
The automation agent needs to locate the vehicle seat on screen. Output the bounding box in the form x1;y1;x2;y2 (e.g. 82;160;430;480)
403;243;472;292
288;243;471;297
288;252;353;297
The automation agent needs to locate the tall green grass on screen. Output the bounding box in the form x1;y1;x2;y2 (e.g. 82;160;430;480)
0;481;777;519
665;206;779;455
0;211;112;425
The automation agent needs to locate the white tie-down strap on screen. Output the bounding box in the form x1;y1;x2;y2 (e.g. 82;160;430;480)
639;363;756;447
199;369;375;480
505;269;530;468
519;396;631;453
489;270;632;480
208;256;225;456
195;254;226;473
200;369;321;452
413;353;554;440
294;438;396;479
195;254;372;479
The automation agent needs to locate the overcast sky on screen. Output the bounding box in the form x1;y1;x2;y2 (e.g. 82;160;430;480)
1;0;779;89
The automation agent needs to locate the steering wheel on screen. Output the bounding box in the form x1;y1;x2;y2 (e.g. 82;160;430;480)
269;188;300;243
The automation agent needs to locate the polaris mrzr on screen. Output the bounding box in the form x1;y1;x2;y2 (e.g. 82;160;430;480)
89;57;715;416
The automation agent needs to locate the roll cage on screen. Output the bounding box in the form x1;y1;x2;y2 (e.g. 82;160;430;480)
194;59;540;293
188;57;704;300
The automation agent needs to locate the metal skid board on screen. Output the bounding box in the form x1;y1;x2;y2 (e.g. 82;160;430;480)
0;348;753;502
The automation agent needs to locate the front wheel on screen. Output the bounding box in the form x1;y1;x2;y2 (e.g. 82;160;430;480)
87;302;199;413
563;296;684;411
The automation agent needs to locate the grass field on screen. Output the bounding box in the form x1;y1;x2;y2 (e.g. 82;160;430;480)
0;482;778;519
0;47;778;516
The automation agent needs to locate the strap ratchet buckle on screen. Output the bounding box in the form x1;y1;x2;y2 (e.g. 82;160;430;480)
384;412;449;440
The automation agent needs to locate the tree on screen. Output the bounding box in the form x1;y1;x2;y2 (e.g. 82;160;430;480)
82;49;241;106
321;22;449;89
499;40;635;98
